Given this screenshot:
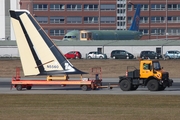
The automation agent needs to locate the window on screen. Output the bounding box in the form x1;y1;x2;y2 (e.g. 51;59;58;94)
50;29;65;36
117;4;125;8
168;4;180;10
67;4;82;11
84;17;98;23
151;16;165;23
128;4;132;11
50;17;65;24
168;16;180;23
134;4;148;11
50;4;65;11
139;29;149;35
141;4;148;11
35;16;48;24
117;16;125;20
100;4;115;10
33;4;48;11
117;9;125;14
120;51;126;55
151;4;165;10
153;62;161;70
140;17;149;23
120;22;125;26
84;4;98;11
127;17;132;23
151;29;165;35
143;63;150;70
167;28;180;35
100;17;115;23
67;17;82;23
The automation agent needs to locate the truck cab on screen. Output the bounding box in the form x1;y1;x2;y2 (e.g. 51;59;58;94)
119;60;173;91
140;60;164;79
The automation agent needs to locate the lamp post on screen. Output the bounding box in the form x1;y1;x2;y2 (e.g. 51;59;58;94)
98;0;101;30
165;0;168;40
149;0;151;39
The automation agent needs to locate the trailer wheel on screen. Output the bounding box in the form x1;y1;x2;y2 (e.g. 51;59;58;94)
119;80;131;91
16;85;22;91
26;86;32;90
81;85;88;91
147;80;159;91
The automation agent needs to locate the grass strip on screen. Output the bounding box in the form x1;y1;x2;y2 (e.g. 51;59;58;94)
0;94;180;120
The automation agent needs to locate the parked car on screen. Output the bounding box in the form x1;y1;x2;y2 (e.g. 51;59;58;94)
64;51;82;59
164;50;180;59
140;50;161;59
87;51;107;59
110;50;134;59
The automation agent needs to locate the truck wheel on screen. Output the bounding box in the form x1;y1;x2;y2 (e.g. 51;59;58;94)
88;56;91;59
147;80;159;91
119;80;131;91
81;85;88;91
16;85;22;91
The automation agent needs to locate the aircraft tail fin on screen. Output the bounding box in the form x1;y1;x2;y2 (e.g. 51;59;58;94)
9;10;86;76
129;4;141;31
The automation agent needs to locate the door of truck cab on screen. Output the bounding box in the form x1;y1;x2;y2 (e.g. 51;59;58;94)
140;60;153;78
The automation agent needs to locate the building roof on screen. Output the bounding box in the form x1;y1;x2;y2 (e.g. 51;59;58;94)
1;40;180;46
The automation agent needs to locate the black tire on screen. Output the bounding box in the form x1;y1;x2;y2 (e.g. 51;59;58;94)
88;56;91;59
81;85;88;91
166;56;170;59
119;80;131;91
16;85;22;91
112;56;116;59
26;86;32;90
99;56;103;59
147;80;159;91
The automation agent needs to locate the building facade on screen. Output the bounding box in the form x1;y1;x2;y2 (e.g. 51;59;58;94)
128;0;180;40
0;0;20;41
3;0;180;40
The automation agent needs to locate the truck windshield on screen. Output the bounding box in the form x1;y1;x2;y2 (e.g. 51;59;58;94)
153;61;161;70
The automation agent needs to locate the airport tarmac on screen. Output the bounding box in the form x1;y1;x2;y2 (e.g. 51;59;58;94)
1;78;180;95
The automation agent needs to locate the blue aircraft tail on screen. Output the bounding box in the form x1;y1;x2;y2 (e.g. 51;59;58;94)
129;4;141;31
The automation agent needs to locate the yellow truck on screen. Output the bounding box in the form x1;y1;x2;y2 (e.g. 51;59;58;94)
119;60;173;91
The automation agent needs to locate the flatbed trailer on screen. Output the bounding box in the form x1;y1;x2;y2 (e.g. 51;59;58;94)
11;67;102;91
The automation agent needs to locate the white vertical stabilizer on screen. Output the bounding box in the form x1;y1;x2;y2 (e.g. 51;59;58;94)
9;10;86;76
